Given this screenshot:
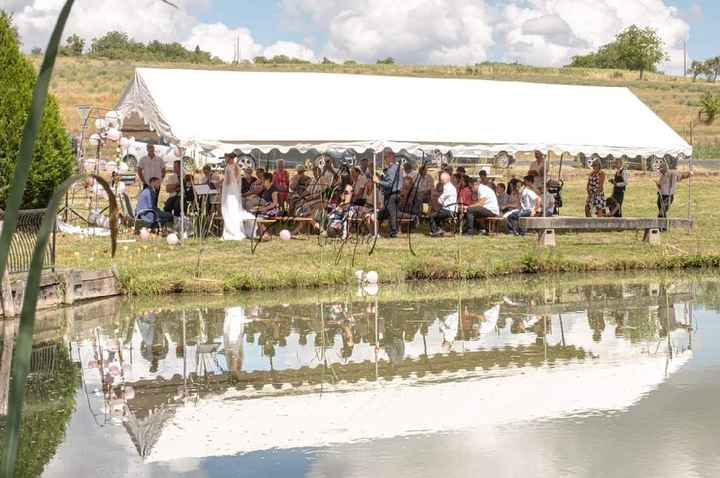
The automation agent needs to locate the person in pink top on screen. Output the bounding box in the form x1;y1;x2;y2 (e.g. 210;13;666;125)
272;159;290;211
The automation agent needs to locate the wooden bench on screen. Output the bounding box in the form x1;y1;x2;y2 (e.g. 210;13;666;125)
518;217;693;247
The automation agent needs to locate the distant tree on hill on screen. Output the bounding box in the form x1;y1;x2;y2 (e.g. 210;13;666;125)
377;57;396;65
344;60;358;65
699;92;720;125
59;34;84;56
322;57;335;65
0;12;75;209
253;55;310;65
88;31;219;63
568;25;667;79
30;47;42;55
690;58;720;82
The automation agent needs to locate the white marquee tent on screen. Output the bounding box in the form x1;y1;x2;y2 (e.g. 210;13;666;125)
116;68;692;159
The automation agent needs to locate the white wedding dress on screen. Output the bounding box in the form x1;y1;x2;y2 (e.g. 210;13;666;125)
222;166;256;241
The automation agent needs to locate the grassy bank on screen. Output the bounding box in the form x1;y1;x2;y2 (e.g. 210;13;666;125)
31;56;720;154
54;173;719;296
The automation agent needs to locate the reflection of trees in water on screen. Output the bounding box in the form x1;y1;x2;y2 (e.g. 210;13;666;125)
0;339;79;478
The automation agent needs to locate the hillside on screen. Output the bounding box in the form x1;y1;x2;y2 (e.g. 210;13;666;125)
34;56;720;158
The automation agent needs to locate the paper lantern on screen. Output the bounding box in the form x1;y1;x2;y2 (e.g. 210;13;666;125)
166;233;180;246
106;128;121;142
279;229;292;241
105;110;122;128
89;133;102;145
139;228;151;241
365;271;379;285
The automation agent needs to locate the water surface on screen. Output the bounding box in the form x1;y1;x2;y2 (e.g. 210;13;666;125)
2;272;719;477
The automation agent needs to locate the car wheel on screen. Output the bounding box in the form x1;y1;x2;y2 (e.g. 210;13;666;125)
494;151;512;169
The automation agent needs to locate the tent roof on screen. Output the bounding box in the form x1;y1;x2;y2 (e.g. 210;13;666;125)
116;68;692;158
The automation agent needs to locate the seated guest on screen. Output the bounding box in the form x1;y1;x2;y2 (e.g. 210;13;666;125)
241;167;256;194
258;173;280;218
604;196;621;217
416;165;435;207
506;176;541;236
504;179;522;213
350;166;369;206
198;165;220;189
465;176;500;234
244;167;265;209
289;163;312;214
399;169;423;217
429;172;457;237
136;177;173;227
456;175;473;213
163;160;193;217
495;183;510;212
431;170;445;212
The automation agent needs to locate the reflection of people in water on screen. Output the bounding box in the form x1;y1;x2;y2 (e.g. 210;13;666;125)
588;311;606;343
224;307;246;378
341;319;356;359
439;312;459;350
136;313;169;373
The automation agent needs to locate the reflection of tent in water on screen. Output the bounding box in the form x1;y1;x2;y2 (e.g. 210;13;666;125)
144;347;691;463
123;406;174;459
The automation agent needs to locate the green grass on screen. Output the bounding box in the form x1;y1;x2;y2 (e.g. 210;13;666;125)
53;172;720;296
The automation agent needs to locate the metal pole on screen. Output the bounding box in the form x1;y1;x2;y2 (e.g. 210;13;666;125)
688;121;694;233
180;148;185;241
542;152;547;218
373;151;379;238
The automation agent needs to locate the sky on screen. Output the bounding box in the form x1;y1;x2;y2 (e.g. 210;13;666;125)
2;0;717;73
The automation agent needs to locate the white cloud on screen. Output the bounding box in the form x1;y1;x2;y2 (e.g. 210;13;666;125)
5;0;316;63
282;0;495;64
4;0;691;72
498;0;689;72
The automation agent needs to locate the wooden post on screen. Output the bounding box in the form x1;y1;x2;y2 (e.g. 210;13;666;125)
688;120;694;233
0;269;15;318
0;319;17;415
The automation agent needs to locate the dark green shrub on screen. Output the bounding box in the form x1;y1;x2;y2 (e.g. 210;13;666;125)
0;12;75;209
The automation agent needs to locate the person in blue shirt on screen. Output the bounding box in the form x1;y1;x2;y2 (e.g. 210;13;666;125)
373;150;402;238
136;177;173;227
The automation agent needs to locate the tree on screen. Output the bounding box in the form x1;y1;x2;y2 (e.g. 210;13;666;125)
344;60;358;65
377;57;395;65
59;34;84;56
699;92;720;125
30;47;42;56
566;25;667;79
706;57;720;82
0;12;75;209
321;57;335;65
253;56;268;64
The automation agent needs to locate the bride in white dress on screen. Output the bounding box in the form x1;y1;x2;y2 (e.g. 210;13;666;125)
221;158;256;241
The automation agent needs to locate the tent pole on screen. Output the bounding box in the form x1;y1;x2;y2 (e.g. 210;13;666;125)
373;151;379;238
688;120;694;233
542;152;547;218
180;147;185;241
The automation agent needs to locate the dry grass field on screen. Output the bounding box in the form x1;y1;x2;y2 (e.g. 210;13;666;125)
32;56;720;157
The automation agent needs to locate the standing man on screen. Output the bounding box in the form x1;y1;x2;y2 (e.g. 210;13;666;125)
656;162;692;219
138;144;166;207
374;150;402;238
609;157;630;217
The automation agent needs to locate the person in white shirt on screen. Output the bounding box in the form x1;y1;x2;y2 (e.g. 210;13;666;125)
465;178;500;235
506;175;541;236
429;172;457;237
656;161;692;219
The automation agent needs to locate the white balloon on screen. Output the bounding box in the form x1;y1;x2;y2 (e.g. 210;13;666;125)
166;233;180;246
365;271;379;285
139;228;151;241
89;133;102;145
106;128;121;142
279;229;292;241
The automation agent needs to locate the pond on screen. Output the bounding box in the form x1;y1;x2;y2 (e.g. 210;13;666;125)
2;272;719;477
